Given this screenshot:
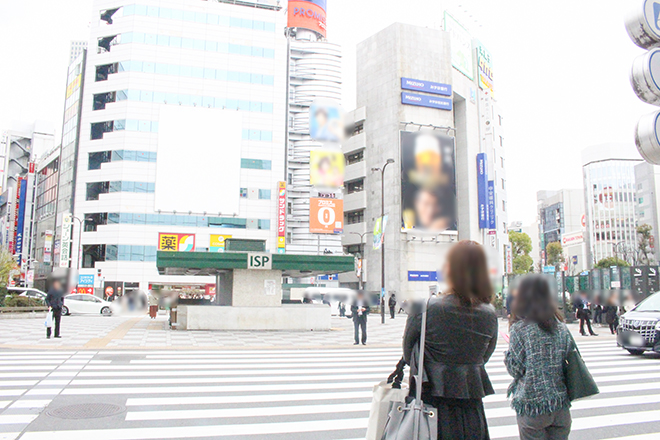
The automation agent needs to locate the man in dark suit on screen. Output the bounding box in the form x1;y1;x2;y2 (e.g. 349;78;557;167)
388;294;397;319
574;292;597;336
45;280;65;339
351;292;369;345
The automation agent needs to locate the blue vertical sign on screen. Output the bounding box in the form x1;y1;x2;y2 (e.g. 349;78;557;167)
476;153;488;229
487;180;496;230
15;179;27;263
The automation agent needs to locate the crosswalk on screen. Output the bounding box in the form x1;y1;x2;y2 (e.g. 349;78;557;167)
0;335;659;439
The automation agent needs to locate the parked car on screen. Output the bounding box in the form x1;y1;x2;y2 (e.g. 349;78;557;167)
62;294;118;316
617;291;660;355
9;287;47;304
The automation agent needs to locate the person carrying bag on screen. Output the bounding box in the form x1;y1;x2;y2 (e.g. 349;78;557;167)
365;359;409;440
381;298;437;440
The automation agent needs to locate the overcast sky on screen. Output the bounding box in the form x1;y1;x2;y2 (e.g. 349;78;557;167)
0;0;654;224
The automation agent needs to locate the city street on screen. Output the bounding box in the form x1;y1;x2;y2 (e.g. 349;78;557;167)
0;316;658;439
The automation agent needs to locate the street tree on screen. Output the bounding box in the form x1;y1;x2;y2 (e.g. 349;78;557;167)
0;247;18;306
595;257;630;268
509;231;534;274
637;224;654;265
546;242;564;269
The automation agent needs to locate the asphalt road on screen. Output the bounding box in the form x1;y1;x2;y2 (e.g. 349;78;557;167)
0;326;659;439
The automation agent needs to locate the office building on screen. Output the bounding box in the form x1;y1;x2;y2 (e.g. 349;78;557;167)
341;20;508;299
634;161;660;264
284;0;344;255
537;188;585;270
32;146;60;289
583;143;643;267
68;0;287;293
69;41;87;64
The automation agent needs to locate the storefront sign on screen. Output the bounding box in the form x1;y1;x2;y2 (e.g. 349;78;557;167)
79;274;95;286
59;213;72;268
477;153;488;229
77;287;93;295
401;92;452;111
210;234;231;253
407;271;439;282
562;231;584;246
400;77;452;96
158;233;196;252
248;253;272;270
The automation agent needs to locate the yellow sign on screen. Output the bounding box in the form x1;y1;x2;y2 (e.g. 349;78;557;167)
158;234;179;252
210;234;232;252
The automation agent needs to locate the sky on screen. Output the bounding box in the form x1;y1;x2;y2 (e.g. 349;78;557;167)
0;0;655;225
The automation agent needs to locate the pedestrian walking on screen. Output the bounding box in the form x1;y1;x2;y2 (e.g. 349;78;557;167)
338;301;346;317
351;291;369;345
506;281;518;320
45;279;65;339
505;274;573;440
593;300;603;325
388;294;396;319
573;292;597;336
402;240;497;439
604;296;620;335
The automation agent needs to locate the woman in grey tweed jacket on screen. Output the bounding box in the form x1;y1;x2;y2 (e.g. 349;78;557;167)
504;275;573;440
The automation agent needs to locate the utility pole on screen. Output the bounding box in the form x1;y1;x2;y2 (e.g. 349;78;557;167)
372;159;395;324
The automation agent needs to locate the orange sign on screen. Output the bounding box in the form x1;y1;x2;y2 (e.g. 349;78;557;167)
309;198;343;234
287;0;327;38
77;287;93;295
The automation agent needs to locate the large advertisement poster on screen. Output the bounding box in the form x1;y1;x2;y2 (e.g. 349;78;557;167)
401;132;457;232
287;0;327;38
310;198;343;234
444;12;474;80
477;43;494;95
310;149;345;187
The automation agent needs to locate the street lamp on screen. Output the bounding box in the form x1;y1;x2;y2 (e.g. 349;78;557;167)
372;158;395;324
350;231;369;290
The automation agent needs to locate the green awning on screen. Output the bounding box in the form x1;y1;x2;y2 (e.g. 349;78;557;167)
157;251;355;277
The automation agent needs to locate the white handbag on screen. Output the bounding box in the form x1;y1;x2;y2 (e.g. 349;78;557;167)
365;379;409;440
44;309;53;328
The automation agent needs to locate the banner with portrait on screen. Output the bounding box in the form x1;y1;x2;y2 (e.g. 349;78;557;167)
401;131;457;232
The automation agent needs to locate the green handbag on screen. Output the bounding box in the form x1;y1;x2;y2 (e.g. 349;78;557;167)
564;332;599;401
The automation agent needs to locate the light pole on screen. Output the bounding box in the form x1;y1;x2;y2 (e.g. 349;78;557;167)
350;231;369;290
372;158;395;324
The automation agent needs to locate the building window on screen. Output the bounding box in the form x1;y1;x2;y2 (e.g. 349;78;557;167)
95;63;118;81
84;213;108;231
100;8;119;24
90;121;114;140
82;244;106;268
501;178;505;190
97;35;120;53
500;157;504;168
93;91;117;110
345;209;365;225
639;197;644;204
258;189;271;199
502;200;506;212
346;179;364;194
86;182;109;200
346;150;364;165
88;151;111;170
499;136;504;147
241;159;271;170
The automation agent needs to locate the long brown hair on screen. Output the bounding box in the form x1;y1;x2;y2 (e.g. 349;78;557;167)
446;240;493;306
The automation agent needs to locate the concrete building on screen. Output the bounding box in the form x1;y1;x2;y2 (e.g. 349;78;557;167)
284;1;343;255
537;188;585;271
69;0;287;294
634;161;660;264
583;143;643;267
341;21;508;300
69;41;87;64
32;146;60;289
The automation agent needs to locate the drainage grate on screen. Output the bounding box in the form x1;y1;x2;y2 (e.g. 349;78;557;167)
48;403;125;419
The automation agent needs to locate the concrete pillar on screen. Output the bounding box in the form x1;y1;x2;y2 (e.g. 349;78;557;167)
232;269;282;307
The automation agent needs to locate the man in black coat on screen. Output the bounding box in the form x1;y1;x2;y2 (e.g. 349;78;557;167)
574;292;597;336
351;291;369;345
45;280;65;339
388;294;397;319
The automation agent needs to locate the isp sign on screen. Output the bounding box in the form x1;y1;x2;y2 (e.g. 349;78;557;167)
248;253;272;270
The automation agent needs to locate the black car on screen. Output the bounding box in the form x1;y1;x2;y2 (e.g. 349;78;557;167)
617;291;660;355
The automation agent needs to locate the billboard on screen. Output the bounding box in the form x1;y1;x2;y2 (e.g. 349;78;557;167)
401;132;456;232
309;198;343;234
277;182;286;253
408;271;439;282
477;43;494;95
287;0;327;38
476;153;488;229
310;149;345;188
401;78;452;96
158;233;196;252
444;12;474;80
562;231;584;246
309;102;344;142
210;234;232;252
401;92;452;111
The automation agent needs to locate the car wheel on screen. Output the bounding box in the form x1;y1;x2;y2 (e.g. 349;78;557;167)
627;349;645;356
62;306;70;315
101;306;112;316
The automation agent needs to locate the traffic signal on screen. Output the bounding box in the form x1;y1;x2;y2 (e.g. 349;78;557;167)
626;1;660;163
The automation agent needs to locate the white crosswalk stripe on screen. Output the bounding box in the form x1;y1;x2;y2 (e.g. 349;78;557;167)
0;336;659;439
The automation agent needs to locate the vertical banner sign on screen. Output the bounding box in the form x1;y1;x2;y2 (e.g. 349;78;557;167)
632;266;647;296
59;213;73;268
647;266;659;295
44;230;53;263
476;153;488;229
277;182;286;253
476;43;494;96
487;180;496;230
15;179;27;264
22;163;36;267
506;244;513;274
373;216;388;250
